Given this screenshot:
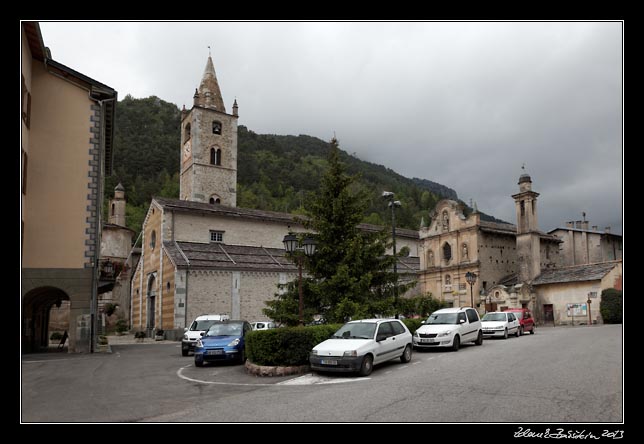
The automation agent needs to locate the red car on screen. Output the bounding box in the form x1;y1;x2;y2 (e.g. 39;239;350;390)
503;308;535;336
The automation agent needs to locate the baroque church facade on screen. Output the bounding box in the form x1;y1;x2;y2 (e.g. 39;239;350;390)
130;56;420;338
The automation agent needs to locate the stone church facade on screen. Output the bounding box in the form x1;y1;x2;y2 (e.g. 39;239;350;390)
130;56;420;339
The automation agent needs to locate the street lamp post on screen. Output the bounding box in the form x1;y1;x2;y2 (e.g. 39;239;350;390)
465;271;477;309
283;233;317;325
382;191;401;319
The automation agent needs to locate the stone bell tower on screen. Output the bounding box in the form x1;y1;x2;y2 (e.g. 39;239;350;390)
512;172;541;282
179;54;239;206
108;183;126;226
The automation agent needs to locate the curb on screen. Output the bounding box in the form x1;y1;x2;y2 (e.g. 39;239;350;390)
245;360;309;377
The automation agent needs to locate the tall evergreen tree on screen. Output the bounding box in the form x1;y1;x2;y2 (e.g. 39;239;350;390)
263;138;406;325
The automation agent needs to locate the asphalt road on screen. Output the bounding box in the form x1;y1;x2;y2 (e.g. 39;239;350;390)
21;324;623;423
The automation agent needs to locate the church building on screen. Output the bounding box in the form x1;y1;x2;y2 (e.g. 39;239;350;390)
130;56;420;339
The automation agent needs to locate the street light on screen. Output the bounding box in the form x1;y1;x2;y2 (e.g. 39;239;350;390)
382;191;402;319
283;233;317;325
465;271;477;309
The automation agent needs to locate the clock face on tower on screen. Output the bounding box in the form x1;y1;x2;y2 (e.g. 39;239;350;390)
183;140;192;159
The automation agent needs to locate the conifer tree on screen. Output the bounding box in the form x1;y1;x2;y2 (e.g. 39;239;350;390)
264;138;409;325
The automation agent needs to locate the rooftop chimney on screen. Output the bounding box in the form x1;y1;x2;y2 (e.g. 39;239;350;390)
575;220;582;229
566;221;574;228
592;225;598;231
581;221;589;230
604;226;611;233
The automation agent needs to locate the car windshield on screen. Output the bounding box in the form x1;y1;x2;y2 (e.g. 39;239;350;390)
425;313;459;325
190;320;218;331
205;323;243;337
482;313;507;322
332;322;377;339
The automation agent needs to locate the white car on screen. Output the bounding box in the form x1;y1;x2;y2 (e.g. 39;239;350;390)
309;319;413;376
481;311;520;339
181;313;229;356
413;307;483;351
251;321;276;330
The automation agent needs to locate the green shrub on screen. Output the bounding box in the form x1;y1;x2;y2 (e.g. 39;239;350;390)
98;335;108;345
115;319;128;333
134;331;147;339
50;331;63;341
402;318;423;334
246;324;342;366
600;288;622;324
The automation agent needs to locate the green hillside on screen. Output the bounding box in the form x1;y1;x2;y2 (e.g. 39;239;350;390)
104;95;469;238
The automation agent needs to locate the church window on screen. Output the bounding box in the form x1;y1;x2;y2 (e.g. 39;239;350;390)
111;203;115;216
213;121;222;135
445;274;451;285
150;230;156;250
443;242;452;262
184;123;191;142
210;147;222;166
209;196;221;204
210;230;224;243
520;201;525;217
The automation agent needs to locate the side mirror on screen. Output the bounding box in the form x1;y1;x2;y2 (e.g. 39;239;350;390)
200;332;205;337
184;327;188;332
420;320;426;325
376;334;387;342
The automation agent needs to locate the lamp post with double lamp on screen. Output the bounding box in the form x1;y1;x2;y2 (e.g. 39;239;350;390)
283;234;317;325
382;191;401;319
465;271;477;309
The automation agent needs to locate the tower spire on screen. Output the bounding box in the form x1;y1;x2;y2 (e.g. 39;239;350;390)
193;53;226;112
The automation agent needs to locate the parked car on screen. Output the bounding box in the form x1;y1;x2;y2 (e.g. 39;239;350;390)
481;311;520;339
503;308;536;335
182;313;230;356
194;320;252;367
251;321;276;331
412;307;483;351
309;318;413;376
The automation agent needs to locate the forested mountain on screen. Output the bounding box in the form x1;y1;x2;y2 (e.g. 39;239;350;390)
105;95;503;238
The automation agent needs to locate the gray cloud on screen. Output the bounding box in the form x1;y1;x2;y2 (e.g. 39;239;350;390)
38;21;623;234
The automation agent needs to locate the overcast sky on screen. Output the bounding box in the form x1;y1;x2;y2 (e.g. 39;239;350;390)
38;21;623;234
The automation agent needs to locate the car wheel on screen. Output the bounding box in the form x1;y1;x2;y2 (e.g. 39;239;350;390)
195;360;204;367
359;354;373;376
400;344;412;363
451;335;460;351
530;325;535;334
475;330;483;345
518;326;524;336
515;327;520;337
239;349;246;364
503;328;508;339
182;349;189;357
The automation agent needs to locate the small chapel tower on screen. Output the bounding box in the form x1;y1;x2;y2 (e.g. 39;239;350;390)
512;171;541;282
179;54;239;206
109;183;126;227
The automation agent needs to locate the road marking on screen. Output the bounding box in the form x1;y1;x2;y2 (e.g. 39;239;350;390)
177;365;369;386
277;374;370;385
176;365;275;386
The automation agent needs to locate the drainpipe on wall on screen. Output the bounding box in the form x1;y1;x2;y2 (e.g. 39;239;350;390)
88;94;116;353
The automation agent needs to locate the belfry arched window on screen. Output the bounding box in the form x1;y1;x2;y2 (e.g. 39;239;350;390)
184;123;191;142
212;121;222;135
210;147;222;166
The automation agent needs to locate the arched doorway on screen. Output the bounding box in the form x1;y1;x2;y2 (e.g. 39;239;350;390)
22;287;71;353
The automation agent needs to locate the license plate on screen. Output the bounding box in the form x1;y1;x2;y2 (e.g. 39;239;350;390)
420;338;434;343
207;350;224;355
321;359;338;365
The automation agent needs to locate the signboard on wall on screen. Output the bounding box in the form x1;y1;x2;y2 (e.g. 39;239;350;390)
566;303;587;317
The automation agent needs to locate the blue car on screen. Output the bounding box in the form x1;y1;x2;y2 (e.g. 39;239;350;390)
194;320;252;367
